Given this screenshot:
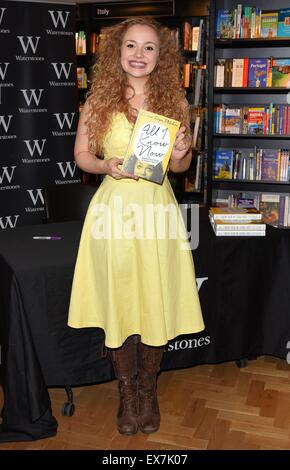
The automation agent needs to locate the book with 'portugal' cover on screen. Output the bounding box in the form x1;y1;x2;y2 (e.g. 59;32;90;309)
122;109;181;184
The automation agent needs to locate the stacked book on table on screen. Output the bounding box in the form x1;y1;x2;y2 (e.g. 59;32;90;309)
209;207;266;236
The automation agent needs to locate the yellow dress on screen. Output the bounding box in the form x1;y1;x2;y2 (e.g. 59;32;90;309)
68;113;204;348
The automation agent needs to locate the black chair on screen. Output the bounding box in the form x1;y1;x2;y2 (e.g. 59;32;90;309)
43;183;98;223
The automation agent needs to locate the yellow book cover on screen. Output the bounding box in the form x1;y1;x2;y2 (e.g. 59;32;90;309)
122;109;181;184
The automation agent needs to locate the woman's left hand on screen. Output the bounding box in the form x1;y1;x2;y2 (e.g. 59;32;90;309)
171;126;191;162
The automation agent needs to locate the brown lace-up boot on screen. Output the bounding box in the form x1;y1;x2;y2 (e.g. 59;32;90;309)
137;343;164;434
109;336;139;436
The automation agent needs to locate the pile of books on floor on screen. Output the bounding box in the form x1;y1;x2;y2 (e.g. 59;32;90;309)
209;207;266;236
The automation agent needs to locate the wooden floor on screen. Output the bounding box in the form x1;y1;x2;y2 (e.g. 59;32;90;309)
1;356;290;450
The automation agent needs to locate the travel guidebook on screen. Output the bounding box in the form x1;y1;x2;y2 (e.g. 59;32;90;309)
122;109;181;184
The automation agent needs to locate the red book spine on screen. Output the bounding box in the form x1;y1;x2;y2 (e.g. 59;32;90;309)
243;58;249;87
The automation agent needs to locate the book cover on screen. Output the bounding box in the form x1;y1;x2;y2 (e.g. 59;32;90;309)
224;107;242;134
232;58;244;87
122;109;181;184
248;59;268;87
259;193;280;225
260;11;278;38
278;9;290;37
216;9;234;39
261;149;279;180
213;149;233;179
271;59;290;87
247;107;265;135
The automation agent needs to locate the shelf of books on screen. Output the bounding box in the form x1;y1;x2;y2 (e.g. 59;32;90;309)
208;0;290;228
176;15;208;204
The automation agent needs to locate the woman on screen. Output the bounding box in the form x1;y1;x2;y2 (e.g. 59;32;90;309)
68;17;204;436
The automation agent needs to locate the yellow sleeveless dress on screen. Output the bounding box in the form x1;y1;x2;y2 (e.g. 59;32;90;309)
68;113;204;348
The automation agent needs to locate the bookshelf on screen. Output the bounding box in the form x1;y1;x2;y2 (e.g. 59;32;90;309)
74;1;209;201
208;0;290;226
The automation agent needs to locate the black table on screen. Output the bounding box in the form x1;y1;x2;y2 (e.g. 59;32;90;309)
1;209;290;441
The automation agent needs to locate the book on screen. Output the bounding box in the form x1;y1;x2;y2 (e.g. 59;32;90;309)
191;26;200;51
261;149;279;180
185;153;203;192
122;109;181;184
211;228;266;236
248;59;268;88
232;58;244;87
271;59;290;87
210;218;266;231
213;149;233;179
259;193;280;226
278;9;290;37
216;9;234;39
247;107;265;135
183;21;192;50
260;11;278;38
209;207;262;221
224;107;242;134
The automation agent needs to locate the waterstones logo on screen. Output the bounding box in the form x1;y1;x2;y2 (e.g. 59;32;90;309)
21;89;44;106
56;161;77;178
47;10;73;36
0;115;16;140
16;36;44;61
0;215;20;230
167;336;211;352
0;7;10;34
52;113;76;136
0;63;13;103
22;139;50;163
50;63;75;86
49;10;70;28
19;89;47;113
0;166;16;184
0;62;9;80
27;188;44;204
26;189;45;212
0;166;20;191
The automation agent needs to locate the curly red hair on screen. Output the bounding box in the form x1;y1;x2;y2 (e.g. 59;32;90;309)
87;17;189;155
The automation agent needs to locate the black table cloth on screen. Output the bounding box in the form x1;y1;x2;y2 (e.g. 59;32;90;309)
0;208;290;441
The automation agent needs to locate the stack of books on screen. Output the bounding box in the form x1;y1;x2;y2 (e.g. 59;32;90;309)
209;207;266;236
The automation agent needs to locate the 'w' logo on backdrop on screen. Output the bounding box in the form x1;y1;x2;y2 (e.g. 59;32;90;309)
51;63;73;79
21;89;44;107
48;10;70;28
27;189;44;206
0;63;9;80
54;113;75;129
57;162;76;178
17;36;41;54
0;166;16;184
0;115;13;133
0;216;20;230
24;139;46;157
0;8;6;26
21;88;44;106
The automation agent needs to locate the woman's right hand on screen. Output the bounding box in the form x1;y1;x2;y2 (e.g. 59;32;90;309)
103;157;138;180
